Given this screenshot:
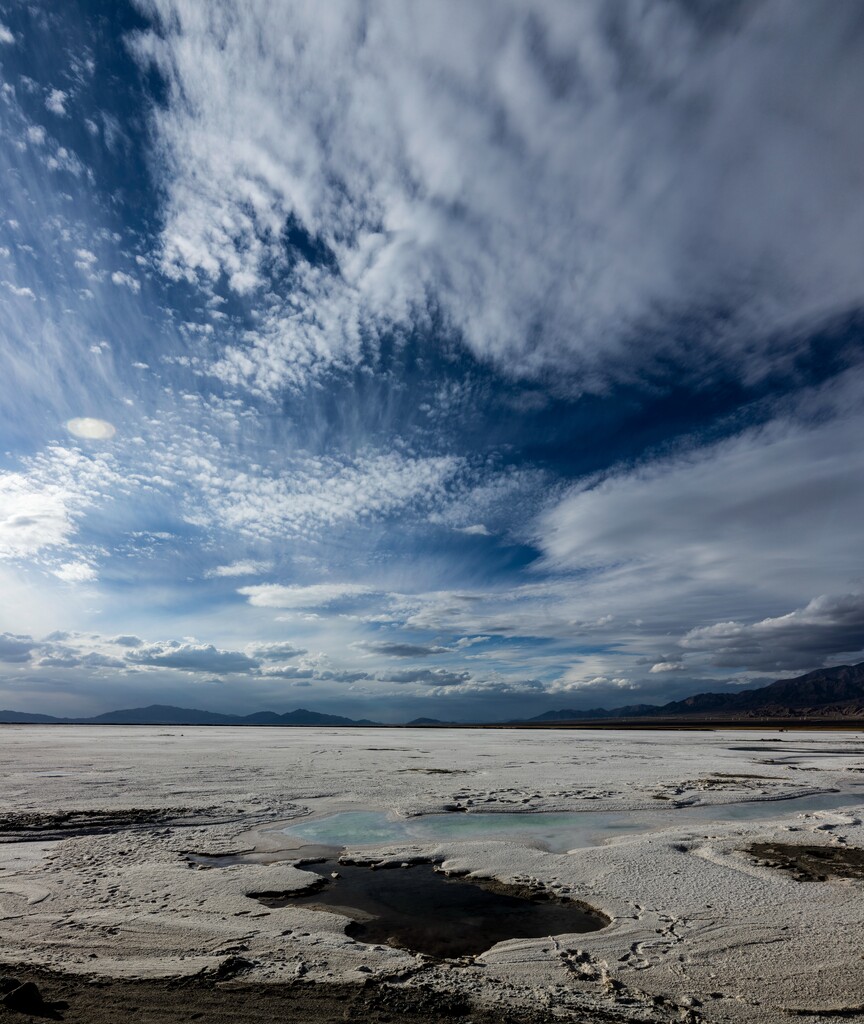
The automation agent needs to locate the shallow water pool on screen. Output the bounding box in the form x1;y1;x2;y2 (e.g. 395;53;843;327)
255;859;608;957
279;789;863;853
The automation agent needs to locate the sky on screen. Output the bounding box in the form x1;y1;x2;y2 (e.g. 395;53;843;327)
1;0;864;722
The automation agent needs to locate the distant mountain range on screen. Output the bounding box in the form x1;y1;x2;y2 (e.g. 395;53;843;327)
3;663;864;725
526;662;864;723
0;704;379;726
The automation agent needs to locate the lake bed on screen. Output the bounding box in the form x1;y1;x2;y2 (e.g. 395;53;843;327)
2;725;864;1023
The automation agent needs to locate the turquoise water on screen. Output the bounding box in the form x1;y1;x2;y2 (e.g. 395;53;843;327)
280;789;863;853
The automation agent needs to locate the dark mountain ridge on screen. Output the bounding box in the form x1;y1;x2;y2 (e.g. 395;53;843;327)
0;704;379;726
3;663;864;725
528;662;864;722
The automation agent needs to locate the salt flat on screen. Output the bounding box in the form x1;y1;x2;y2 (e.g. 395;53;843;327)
1;725;863;1023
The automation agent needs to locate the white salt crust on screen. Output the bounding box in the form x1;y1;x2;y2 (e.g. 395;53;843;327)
1;725;863;1022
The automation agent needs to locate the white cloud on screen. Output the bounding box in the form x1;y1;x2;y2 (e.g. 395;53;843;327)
110;635;143;647
80;651;125;669
74;248;97;271
45;89;68;116
110;270;140;293
681;594;864;672
384;667;472;687
66;417;116;440
424;464;546;538
126;640;258;674
650;662;684;674
183;450;462;540
548;673;636;694
0;446;119;559
456;524;491;536
133;1;864;388
239;583;373;609
245;640;307;660
206;559;272;578
256;664;315;680
38;654;79;668
0;23;14;45
0;633;34;663
53;561;98;583
538;390;864;618
359;640;450;658
3;282;35;299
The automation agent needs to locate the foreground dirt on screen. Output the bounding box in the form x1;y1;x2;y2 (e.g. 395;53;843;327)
0;965;641;1024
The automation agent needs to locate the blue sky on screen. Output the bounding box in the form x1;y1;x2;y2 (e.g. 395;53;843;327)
1;0;864;721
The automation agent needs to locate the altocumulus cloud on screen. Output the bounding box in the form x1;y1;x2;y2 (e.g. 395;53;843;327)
180;450;463;541
0;446;119;560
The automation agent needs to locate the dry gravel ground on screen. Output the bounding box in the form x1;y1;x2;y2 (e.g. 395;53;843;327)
2;725;864;1024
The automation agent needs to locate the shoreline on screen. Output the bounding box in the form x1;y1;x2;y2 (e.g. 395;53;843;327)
3;718;864;730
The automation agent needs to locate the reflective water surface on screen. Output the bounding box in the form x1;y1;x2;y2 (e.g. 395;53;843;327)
257;858;608;957
278;789;863;853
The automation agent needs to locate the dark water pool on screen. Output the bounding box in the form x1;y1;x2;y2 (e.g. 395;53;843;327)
187;788;863;959
254;859;607;958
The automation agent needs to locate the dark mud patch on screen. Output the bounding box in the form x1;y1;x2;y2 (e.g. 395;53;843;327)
0;808;212;841
746;842;864;881
253;860;608;958
786;1005;864;1018
707;772;781;780
0;963;615;1024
